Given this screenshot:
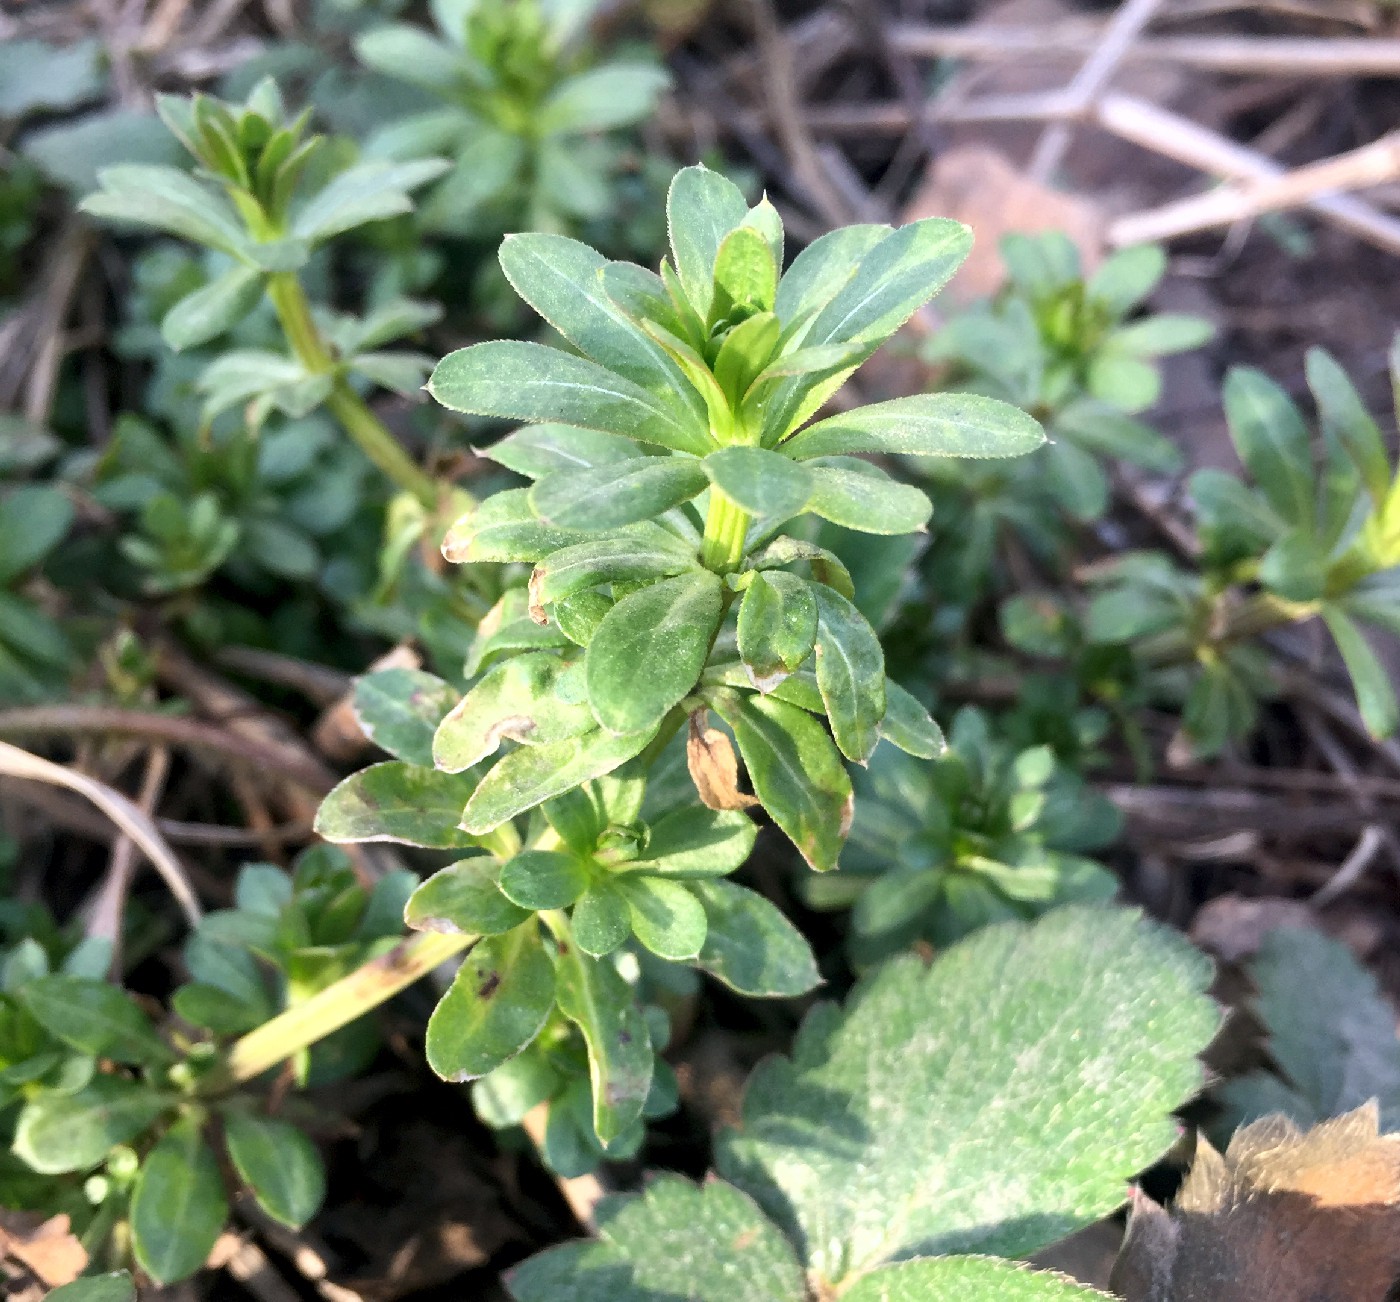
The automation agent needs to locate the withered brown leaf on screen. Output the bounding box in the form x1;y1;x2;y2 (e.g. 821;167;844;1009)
686;710;758;811
1111;1103;1400;1301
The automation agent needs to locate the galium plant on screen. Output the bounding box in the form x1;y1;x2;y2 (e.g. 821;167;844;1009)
79;77;447;508
804;706;1121;964
1082;342;1400;755
356;0;670;237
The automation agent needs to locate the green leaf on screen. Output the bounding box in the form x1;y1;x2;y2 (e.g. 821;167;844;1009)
223;1111;325;1229
812;584;885;764
161;265;265;352
433;653;594;773
131;1119;229;1284
426;925;555;1081
45;1274;136;1302
879;681;945;759
538;65;671;135
843;1258;1112;1301
0;485;74;583
1216;927;1400;1136
632;805;757;878
713;226;779;318
691;879;820;997
353;23;465;92
499;850;591;910
1086;352;1159;412
738;571;818;692
1258;529;1329;603
704;447;813;521
571;880;632;957
171;984;262;1035
1086;243;1165;314
353;668;458;767
485;425;639;480
775;224;889;338
507;1176;805;1302
717;907;1216;1285
13;1076;170;1174
1307;347;1392;504
315;762;479;849
666;165;750;318
462;727;658;834
586;571;723;734
531;526;698;608
80;165;248;259
1109;314;1214;357
19;975;172;1066
0;37;103;115
616;875;707;960
443;490;594;565
406;857;530;936
497;234;704;423
804;460;932;534
290;158;449;244
1324;606;1398;737
710;690;853;872
531;457;708;530
429;341;712;456
553;941;654;1142
1222;367;1316;529
783;393;1045;461
1053;400;1182;475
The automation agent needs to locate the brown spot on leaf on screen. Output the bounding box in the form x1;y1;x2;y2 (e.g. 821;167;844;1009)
476;971;501;1000
526;567;550;626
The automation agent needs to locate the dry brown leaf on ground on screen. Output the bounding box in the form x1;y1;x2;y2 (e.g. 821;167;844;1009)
0;1211;87;1289
902;145;1105;304
1111;1103;1400;1301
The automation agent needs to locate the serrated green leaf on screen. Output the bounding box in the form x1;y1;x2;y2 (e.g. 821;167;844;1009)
775;224;888;339
717;907;1216;1285
531;457;708;530
499;850;591;910
406;857;530;937
507;1176;805;1302
704;447;813;521
131;1118;229;1284
462;726;657;834
710;690;852;872
812;584;885;764
18;975;172;1066
315;762;479;849
553;941;653;1142
1222;367;1316;530
13;1076;170;1174
843;1258;1111;1301
426;925;555;1081
586;571;723;734
784;393;1045;461
161;265;265;351
737;570;818;691
353;669;458;767
223;1111;325;1229
431;341;712;456
667;165;749;318
691;879;820;997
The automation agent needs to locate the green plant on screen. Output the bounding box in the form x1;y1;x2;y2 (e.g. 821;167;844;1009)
1083;343;1400;754
804;706;1121;963
0;467;75;702
924;233;1213;522
506;907;1218;1301
356;0;670;237
79;78;447;507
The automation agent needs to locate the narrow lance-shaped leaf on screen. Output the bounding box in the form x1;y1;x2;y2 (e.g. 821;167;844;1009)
666;164;749;319
1324;606;1399;738
812;583;885;764
531;525;698;609
531;457;708;531
783;392;1045;461
803;460;932;535
552;939;654;1143
1222;367;1316;530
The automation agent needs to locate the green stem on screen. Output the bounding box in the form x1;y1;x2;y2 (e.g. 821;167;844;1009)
265;273;439;509
700;492;751;573
195;930;472;1096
